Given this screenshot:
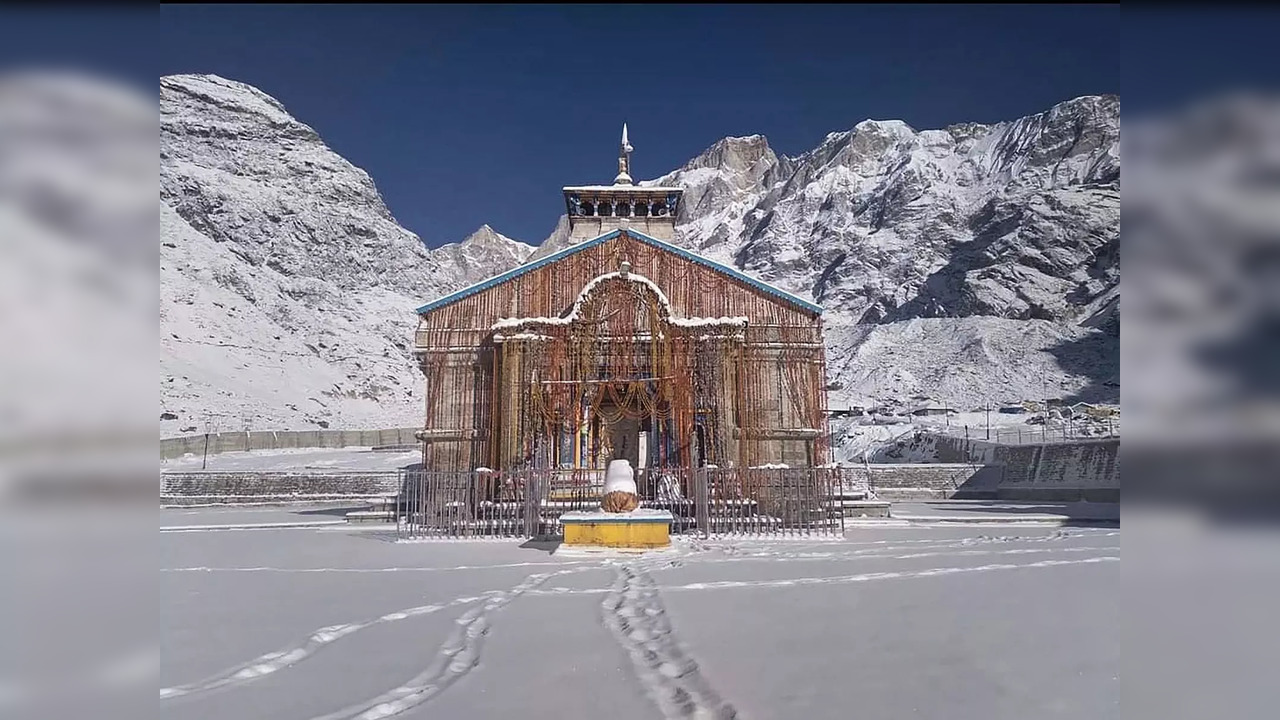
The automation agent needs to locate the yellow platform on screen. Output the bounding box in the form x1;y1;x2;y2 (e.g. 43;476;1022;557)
560;509;673;549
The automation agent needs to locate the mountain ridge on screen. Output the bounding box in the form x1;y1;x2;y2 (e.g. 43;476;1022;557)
160;72;1117;436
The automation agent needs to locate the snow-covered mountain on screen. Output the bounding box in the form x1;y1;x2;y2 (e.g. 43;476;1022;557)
434;224;535;282
647;95;1120;409
161;72;1118;436
649;97;1118;326
160;74;529;434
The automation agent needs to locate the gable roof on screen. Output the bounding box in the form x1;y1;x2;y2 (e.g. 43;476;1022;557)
415;228;823;316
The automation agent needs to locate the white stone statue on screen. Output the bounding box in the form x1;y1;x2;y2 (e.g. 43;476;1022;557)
601;458;640;512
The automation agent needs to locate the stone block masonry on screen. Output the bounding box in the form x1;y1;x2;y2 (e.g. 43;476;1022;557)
998;441;1119;502
849;464;1002;500
160;471;402;506
930;436;1119;502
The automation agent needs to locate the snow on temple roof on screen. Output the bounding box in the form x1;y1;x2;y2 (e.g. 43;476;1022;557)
414;228;824;316
489;270;750;332
490;270;676;329
561;185;683;193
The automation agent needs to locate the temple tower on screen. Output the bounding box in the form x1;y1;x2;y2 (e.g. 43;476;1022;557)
562;124;683;242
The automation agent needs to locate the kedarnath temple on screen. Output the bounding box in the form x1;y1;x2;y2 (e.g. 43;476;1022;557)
412;127;831;482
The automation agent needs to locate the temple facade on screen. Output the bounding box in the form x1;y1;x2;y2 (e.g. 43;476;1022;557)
412;127;831;478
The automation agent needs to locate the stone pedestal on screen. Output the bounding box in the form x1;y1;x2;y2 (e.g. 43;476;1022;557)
560;508;673;549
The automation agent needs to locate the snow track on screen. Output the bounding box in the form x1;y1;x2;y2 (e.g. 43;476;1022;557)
672;541;1118;567
161;530;1118;715
602;563;739;720
160;593;490;701
162;565;596;709
307;566;592;720
663;556;1119;593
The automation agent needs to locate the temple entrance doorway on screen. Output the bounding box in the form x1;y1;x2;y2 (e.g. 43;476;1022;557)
606;416;650;471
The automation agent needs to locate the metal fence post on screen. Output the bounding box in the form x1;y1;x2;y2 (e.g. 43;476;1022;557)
399;470;413;539
396;470;405;540
521;471;532;538
532;471;542;539
696;467;709;538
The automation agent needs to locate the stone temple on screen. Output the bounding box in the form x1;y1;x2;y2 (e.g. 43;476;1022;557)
412;126;831;489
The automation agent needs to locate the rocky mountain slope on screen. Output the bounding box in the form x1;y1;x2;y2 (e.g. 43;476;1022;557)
161;72;1118;437
160;74;530;435
643;94;1120;409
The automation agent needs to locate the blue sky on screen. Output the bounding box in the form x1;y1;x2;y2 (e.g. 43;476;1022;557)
8;6;1279;247
153;4;1126;247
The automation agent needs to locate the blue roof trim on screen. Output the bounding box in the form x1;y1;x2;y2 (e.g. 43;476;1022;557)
414;228;823;316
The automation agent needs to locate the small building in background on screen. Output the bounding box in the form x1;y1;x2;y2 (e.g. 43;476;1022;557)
908;403;957;417
827;401;866;418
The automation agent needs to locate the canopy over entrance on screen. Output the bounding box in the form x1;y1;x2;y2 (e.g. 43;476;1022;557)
492;265;747;473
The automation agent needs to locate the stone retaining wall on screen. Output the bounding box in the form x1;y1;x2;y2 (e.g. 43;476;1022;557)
160;471;403;506
847;464;1002;499
933;436;1119;502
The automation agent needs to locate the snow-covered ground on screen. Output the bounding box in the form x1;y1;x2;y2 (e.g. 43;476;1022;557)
162;447;419;472
160;522;1119;719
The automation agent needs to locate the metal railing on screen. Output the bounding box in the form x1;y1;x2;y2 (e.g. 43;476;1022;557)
929;418;1119;446
701;467;844;537
398;471;532;539
396;466;847;540
987;421;1118;445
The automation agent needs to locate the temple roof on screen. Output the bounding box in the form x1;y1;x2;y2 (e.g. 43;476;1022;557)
415;228;823;316
561;185;682;193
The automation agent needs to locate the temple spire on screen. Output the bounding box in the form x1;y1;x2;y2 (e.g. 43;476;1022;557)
614;122;634;185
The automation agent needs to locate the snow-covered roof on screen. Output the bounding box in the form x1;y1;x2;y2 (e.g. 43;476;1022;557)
562;185;683;193
415;228;823;316
490;270;750;332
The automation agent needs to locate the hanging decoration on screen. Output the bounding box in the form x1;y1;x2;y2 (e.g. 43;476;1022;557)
414;232;831;476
